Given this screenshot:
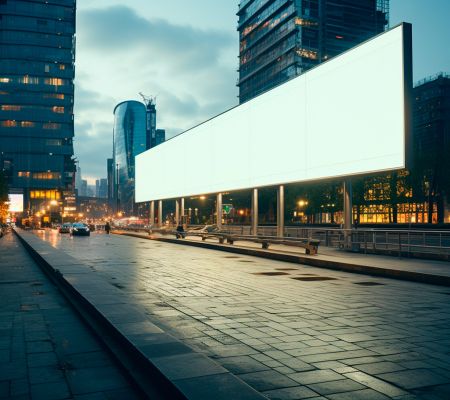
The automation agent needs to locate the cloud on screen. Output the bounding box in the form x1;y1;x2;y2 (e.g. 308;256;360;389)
77;6;234;71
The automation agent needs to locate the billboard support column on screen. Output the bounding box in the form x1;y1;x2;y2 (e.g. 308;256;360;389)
251;188;258;235
158;200;163;228
149;201;155;226
343;180;353;248
181;197;185;226
216;193;223;230
175;199;180;226
277;185;285;237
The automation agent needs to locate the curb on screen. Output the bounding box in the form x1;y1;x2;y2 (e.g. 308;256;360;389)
116;231;450;288
14;229;265;400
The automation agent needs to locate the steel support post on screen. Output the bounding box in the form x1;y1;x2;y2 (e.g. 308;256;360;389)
251;188;258;235
158;200;163;228
175;199;180;226
180;197;185;226
149;201;155;226
216;193;223;230
277;185;285;237
343;180;353;248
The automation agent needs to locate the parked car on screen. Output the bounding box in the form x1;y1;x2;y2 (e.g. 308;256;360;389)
59;223;72;234
70;223;90;236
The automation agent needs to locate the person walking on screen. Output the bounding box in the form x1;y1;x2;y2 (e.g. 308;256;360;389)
105;221;111;234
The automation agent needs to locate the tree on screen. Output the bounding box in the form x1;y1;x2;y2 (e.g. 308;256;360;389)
0;171;9;223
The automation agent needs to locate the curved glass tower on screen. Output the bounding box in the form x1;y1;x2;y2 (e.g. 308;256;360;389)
113;101;147;214
0;0;76;215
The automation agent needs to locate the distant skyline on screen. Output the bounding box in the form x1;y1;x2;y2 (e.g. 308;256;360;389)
75;0;450;183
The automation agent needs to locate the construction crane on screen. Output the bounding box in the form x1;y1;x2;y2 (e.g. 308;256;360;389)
139;92;156;108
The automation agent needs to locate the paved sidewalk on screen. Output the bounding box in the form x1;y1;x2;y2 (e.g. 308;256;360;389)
34;229;450;399
0;233;143;400
119;231;450;286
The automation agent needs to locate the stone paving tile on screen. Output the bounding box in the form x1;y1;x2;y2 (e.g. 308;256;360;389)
37;230;450;399
237;370;299;391
306;378;367;395
326;388;391;400
262;385;319;399
290;369;343;385
0;234;141;400
377;368;450;390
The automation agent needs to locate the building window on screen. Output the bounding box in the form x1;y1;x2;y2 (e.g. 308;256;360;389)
45;64;50;73
0;77;10;83
43;123;61;130
44;93;64;99
18;171;30;178
44;78;63;86
32;172;61;180
1;105;21;111
52;106;64;113
46;139;62;146
59;64;65;70
20;121;35;128
1;120;17;127
30;190;61;199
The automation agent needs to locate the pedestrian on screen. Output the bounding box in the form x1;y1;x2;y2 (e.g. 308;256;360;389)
176;223;185;239
105;221;111;234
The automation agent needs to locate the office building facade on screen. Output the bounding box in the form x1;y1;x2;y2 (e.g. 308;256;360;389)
113;101;148;214
237;0;389;102
0;0;76;215
155;129;166;147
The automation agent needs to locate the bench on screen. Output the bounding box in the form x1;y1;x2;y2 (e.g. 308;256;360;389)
193;233;320;255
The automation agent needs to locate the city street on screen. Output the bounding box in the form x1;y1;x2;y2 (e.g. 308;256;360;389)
37;229;450;400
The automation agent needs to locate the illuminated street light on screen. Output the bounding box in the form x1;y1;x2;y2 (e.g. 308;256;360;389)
298;200;308;207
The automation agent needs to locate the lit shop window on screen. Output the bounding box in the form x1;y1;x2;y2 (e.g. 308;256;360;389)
21;121;35;128
52;106;64;113
43;123;61;130
30;190;61;199
18;171;31;178
1;120;17;127
1;105;21;111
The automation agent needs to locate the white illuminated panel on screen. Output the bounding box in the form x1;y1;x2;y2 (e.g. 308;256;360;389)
136;24;411;202
8;194;24;212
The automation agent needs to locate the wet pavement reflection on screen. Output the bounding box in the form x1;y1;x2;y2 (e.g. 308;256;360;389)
37;229;450;399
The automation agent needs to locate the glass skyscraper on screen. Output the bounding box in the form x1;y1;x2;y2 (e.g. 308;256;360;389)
238;0;389;103
0;0;76;215
113;101;148;214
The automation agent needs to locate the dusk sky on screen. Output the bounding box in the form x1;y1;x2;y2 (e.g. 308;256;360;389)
74;0;450;183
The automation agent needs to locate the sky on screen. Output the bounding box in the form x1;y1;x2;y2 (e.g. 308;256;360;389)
74;0;450;183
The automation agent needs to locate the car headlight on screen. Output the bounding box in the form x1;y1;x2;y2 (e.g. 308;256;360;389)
73;228;78;231
86;228;90;232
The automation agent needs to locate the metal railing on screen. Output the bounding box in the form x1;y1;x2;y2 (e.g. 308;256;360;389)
116;224;450;259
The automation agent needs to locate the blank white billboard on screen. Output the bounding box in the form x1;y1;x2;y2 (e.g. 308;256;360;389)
136;23;412;202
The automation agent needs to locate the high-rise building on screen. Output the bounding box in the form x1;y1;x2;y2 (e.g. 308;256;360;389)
0;0;76;215
237;0;389;103
95;178;107;199
413;73;450;223
155;129;166;147
113;101;148;214
107;158;114;210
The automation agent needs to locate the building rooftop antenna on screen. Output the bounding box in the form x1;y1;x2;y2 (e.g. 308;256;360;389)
139;92;156;108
